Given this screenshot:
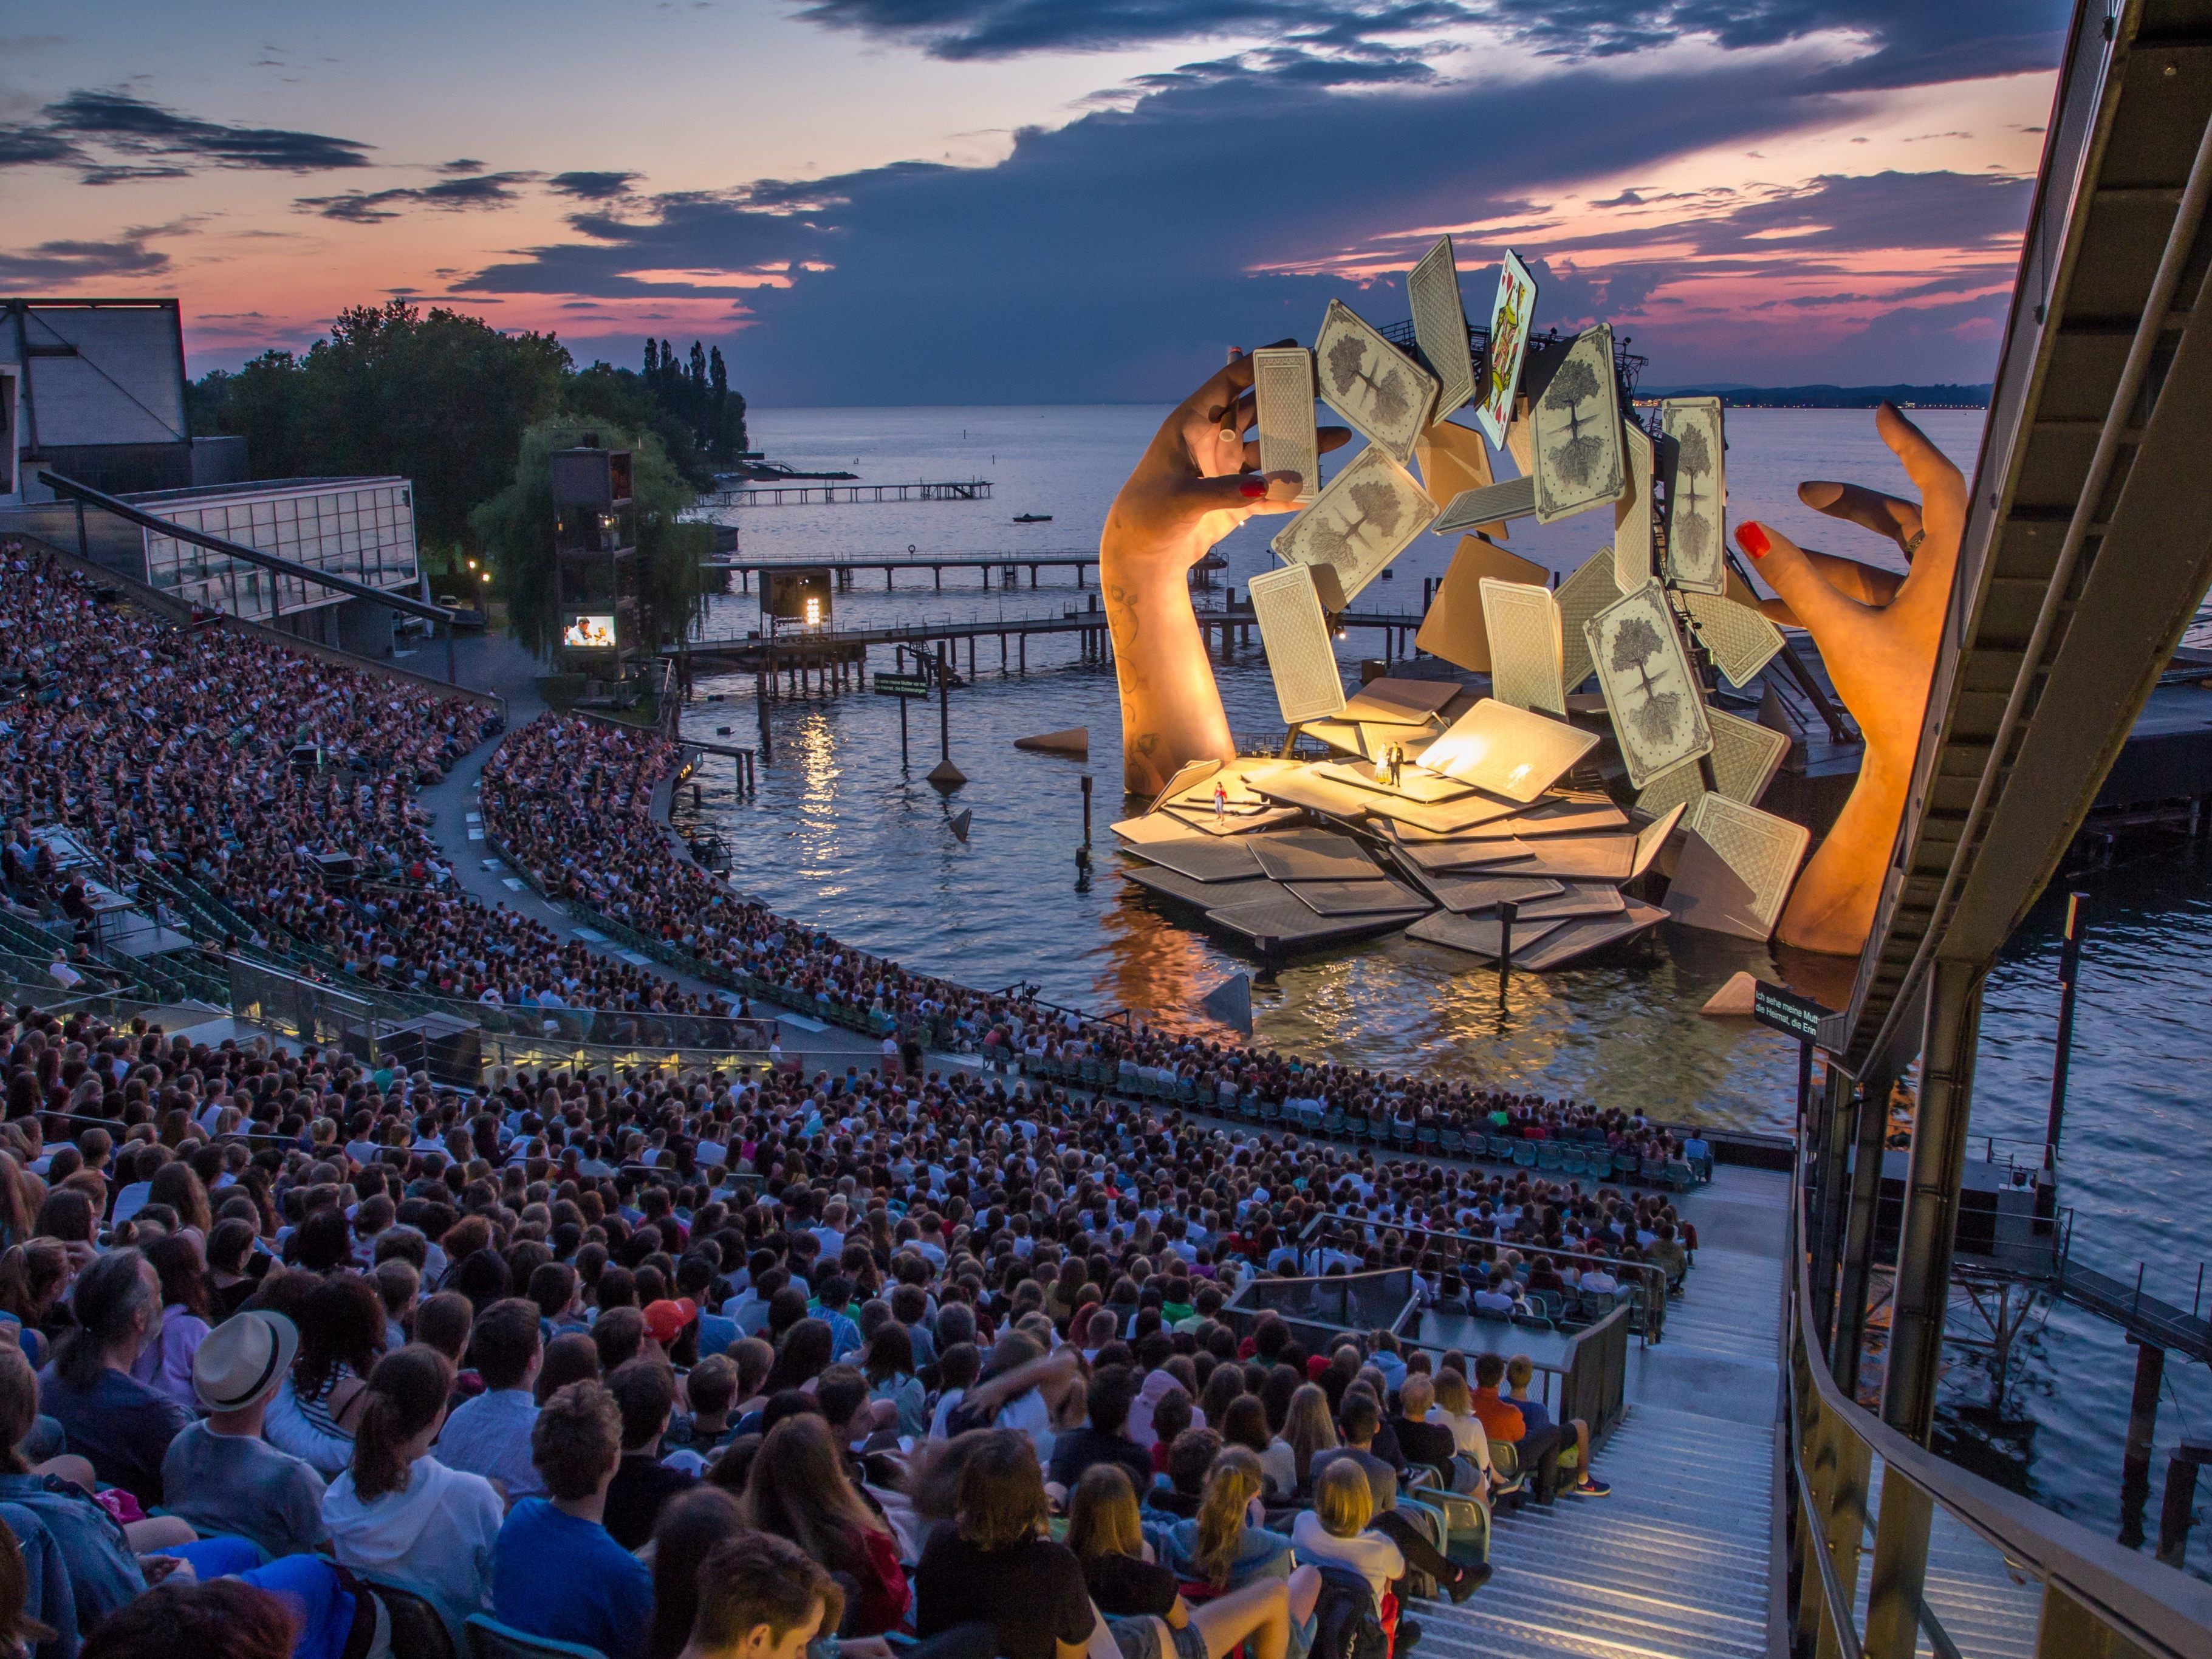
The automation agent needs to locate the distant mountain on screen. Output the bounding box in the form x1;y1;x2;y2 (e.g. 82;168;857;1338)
1638;383;1992;408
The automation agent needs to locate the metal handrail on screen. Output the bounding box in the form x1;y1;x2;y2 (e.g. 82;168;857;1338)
1784;1186;2212;1658
1303;1209;1671;1344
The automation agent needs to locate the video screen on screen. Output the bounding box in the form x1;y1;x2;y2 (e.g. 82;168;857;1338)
563;614;617;649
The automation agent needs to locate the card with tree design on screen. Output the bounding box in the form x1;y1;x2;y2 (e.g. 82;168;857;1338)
1313;299;1437;464
1269;443;1437;609
1583;582;1713;787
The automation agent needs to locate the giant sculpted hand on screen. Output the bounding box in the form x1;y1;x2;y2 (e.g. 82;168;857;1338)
1101;347;1347;796
1735;403;1967;956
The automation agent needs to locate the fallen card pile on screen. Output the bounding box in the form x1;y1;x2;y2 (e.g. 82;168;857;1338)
1131;239;1816;969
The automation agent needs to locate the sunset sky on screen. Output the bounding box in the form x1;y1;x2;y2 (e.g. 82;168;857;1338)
2;1;2070;404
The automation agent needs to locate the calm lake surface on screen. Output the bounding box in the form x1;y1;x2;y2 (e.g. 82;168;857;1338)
680;404;2212;1564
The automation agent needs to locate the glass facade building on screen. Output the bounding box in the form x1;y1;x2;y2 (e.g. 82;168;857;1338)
129;476;420;625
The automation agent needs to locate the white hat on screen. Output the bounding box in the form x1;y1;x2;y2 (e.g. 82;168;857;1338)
192;1309;299;1412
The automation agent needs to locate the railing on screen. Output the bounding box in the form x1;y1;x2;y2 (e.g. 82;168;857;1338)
1300;1209;1670;1344
1782;1186;2212;1658
1560;1304;1631;1447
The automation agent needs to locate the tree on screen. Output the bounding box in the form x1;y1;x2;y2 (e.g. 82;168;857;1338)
1543;355;1604;490
470;417;713;660
185;301;570;549
1608;614;1683;747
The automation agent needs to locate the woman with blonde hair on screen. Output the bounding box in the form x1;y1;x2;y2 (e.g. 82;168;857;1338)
1263;1383;1335;1497
1160;1446;1324;1646
1064;1462;1304;1659
1290;1460;1402;1609
1426;1367;1495;1479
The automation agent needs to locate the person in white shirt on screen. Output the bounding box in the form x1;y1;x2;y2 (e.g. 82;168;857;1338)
1291;1460;1405;1609
323;1344;504;1635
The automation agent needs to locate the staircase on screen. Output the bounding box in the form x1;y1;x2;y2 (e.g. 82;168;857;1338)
1413;1166;1789;1659
1416;1404;1774;1659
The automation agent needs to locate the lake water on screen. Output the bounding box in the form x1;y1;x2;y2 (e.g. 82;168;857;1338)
680;403;2212;1564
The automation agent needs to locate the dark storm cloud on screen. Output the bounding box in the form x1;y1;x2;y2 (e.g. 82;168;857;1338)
793;0;2064;86
437;0;2059;397
458;49;1968;399
0;232;171;286
550;171;644;200
792;0;1480;60
41;89;373;173
298;171;541;224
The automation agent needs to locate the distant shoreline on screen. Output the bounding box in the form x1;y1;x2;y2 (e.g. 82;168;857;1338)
1635;382;1992;410
746;387;1993;412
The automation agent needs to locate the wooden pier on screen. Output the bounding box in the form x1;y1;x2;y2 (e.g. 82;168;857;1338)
664;595;1430;697
698;479;993;507
711;553;1096;592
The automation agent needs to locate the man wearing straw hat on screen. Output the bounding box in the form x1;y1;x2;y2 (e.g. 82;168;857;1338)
160;1310;330;1559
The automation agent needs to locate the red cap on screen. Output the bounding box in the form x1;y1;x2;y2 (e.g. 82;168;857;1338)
643;1298;698;1344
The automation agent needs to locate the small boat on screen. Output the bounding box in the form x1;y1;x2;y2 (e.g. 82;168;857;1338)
1012;513;1053;523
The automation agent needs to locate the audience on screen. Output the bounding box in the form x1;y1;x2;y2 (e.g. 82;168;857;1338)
0;539;1722;1659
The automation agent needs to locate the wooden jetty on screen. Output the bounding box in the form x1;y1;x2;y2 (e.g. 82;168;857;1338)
698;479;992;507
710;553;1097;592
663;593;1428;697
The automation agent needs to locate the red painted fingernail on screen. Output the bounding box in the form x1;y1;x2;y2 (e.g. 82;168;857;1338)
1241;479;1267;498
1736;522;1770;560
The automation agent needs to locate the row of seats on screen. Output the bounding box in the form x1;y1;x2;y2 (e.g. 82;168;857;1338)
1021;1055;1707;1191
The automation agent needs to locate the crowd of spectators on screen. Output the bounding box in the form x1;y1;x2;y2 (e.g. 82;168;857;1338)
0;987;1694;1659
0;541;1733;1659
1;543;1701;1172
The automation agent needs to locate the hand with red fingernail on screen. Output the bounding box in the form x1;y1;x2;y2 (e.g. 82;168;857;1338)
1099;344;1354;793
1734;403;1967;955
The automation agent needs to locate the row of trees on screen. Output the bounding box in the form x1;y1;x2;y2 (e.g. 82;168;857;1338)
185;302;750;655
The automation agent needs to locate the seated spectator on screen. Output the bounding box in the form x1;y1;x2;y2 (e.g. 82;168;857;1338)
38;1251;188;1508
321;1344;503;1632
1264;1383;1335;1499
129;1237;213;1412
265;1273;383;1479
159;1308;330;1560
1468;1353;1566;1505
683;1533;843;1659
1388;1374;1479;1499
645;1487;747;1659
1157;1449;1316;1612
739;1413;908;1636
490;1380;651;1659
663;1354;739;1460
1290;1463;1411;1649
1066;1463;1301;1659
1310;1395;1481;1601
913;1428;1097;1659
1047;1364;1152;1497
861;1324;926;1442
436;1298;544;1504
1501;1356;1608;1499
1424;1369;1495;1483
77;1579;295;1659
602;1358;696;1548
0;1345;166;1631
1470;1273;1519;1316
1146;1427;1221;1520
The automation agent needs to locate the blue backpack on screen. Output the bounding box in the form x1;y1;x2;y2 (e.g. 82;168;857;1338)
1309;1565;1391;1659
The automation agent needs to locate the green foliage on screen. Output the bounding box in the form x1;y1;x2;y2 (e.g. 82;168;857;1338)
470;418;713;660
187;303;749;543
187;302;570;547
